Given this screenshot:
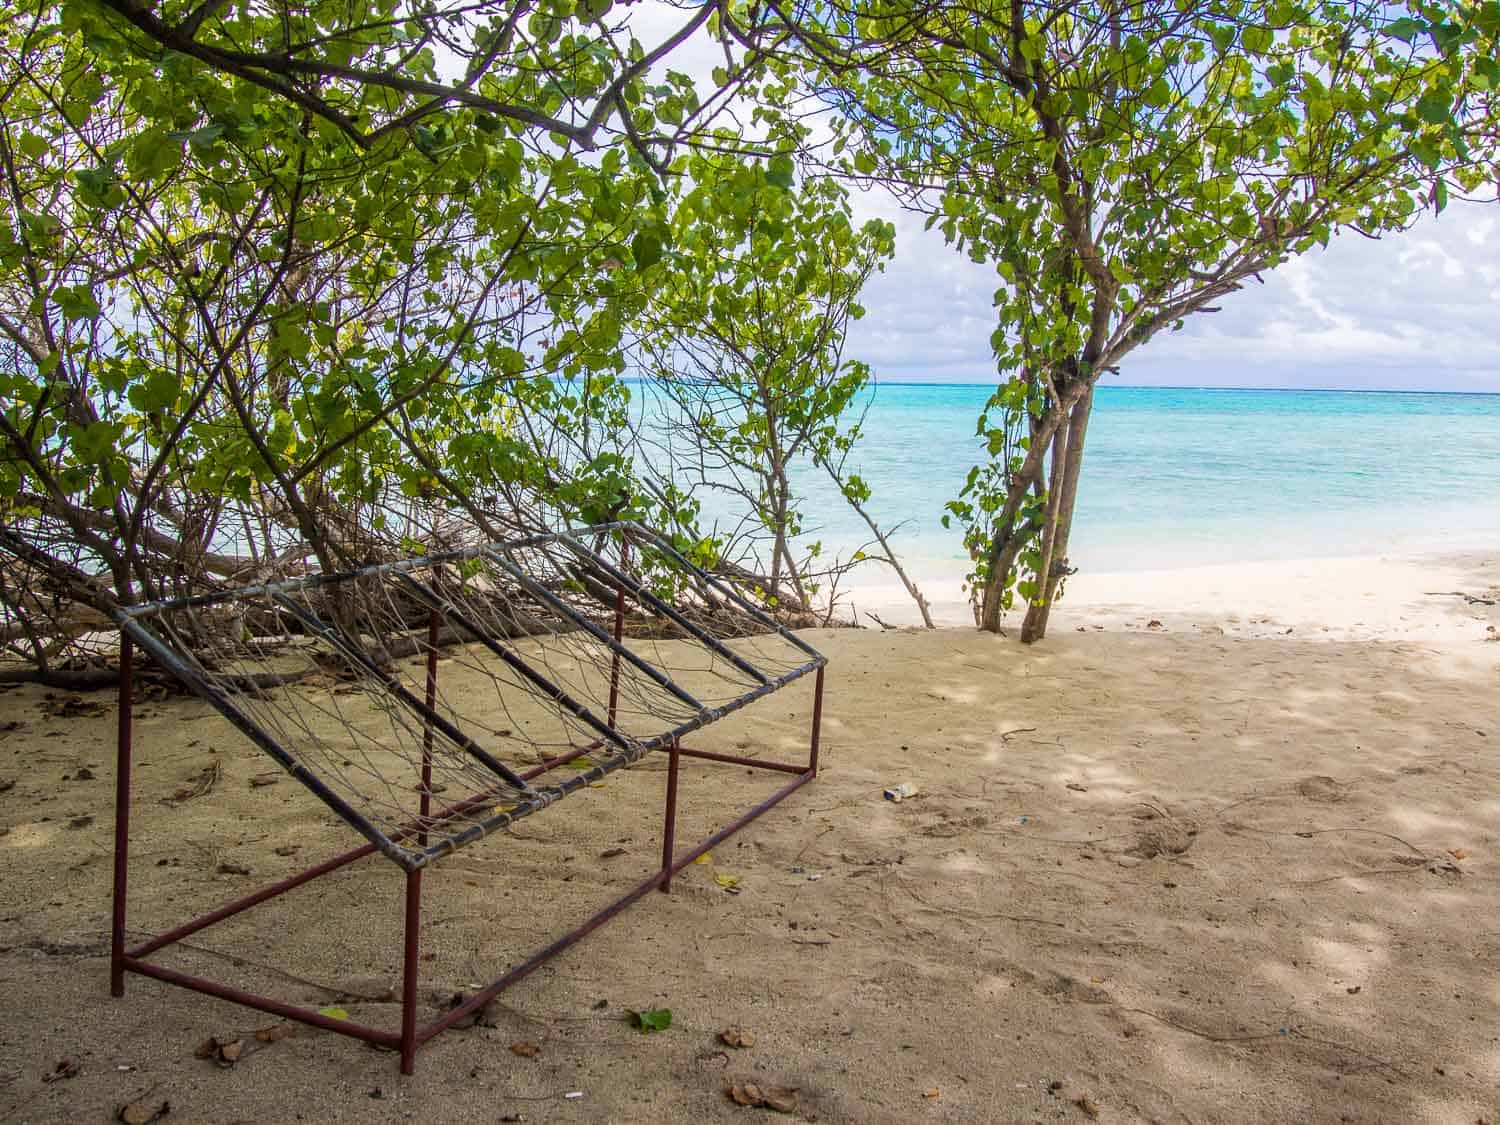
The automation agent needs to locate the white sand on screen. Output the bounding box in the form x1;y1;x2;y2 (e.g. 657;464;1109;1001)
841;550;1500;644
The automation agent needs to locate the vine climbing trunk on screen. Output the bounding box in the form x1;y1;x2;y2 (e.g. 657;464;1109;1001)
1020;385;1094;643
976;390;1079;634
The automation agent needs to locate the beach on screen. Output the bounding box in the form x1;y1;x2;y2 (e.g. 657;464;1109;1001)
840;548;1500;644
2;552;1497;1123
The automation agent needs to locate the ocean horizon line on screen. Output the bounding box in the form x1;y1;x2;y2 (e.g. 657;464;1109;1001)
613;376;1500;397
868;382;1500;397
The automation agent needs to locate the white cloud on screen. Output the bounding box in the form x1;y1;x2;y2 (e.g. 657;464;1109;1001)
846;196;1500;392
1133;201;1500;390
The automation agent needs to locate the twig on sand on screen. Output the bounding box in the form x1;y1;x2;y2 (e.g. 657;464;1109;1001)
896;876;1068;929
1289;866;1430;887
1424;590;1498;606
1119;1007;1405;1077
1287;826;1426;855
1215;791;1276;818
865;610;897;630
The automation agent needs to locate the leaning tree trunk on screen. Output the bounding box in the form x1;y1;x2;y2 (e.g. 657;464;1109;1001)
1020;385;1094;643
976;387;1078;632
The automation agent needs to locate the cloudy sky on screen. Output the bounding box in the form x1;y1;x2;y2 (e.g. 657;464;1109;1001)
627;2;1500;393
850;196;1500;391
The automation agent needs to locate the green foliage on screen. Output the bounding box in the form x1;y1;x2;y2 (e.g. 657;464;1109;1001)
637;157;894;608
629;1007;672;1033
0;0;745;606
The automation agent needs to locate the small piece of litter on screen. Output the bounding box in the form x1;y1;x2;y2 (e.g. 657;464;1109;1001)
564;1091;584;1100
883;783;918;802
923;1088;941;1098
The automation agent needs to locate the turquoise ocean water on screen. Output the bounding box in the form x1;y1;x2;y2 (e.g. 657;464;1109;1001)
637;385;1500;574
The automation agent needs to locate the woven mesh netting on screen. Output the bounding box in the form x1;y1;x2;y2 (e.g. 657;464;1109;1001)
123;525;821;868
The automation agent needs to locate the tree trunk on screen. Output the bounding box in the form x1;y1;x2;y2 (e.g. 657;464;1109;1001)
1019;408;1070;639
977;390;1082;632
976;405;1070;632
1020;385;1094;643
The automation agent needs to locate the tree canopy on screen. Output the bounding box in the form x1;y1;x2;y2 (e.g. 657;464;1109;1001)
792;0;1499;634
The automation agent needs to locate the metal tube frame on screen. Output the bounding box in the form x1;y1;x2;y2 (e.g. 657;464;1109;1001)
108;546;828;1076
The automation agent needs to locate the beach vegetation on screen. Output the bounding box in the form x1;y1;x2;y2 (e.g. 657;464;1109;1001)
6;0;1497;665
633;163;933;623
789;0;1500;637
0;0;785;673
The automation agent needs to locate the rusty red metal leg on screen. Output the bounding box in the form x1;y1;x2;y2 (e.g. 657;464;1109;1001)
410;605;434;1075
108;649;820;1072
607;546;627;728
423;766;814;1042
668;746;805;774
111;634;134;998
809;664;825;777
123;958;398;1046
660;738;680;893
400;868;423;1075
420;606;440;847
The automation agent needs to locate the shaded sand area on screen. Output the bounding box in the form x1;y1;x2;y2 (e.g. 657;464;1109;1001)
2;578;1498;1123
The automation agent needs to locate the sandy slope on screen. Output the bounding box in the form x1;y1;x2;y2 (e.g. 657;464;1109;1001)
0;570;1497;1124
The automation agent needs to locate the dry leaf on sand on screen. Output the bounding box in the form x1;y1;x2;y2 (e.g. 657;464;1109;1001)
118;1098;170;1123
727;1084;798;1112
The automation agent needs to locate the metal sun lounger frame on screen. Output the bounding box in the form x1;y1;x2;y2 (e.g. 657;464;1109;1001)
107;522;825;1073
